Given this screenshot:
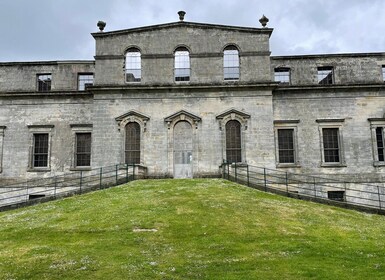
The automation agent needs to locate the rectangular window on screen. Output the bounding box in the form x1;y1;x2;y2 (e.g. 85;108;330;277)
376;127;384;162
277;129;295;163
274;68;290;84
75;133;91;167
33;133;49;167
322;128;340;162
37;74;52;92
382;66;385;82
317;67;334;85
78;73;94;91
328;191;345;201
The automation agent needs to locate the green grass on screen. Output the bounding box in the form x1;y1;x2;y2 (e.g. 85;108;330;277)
1;179;385;279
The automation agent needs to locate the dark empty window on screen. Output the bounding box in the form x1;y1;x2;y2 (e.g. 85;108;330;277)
226;120;241;163
382;66;385;82
317;67;334;85
33;133;49;167
174;47;190;82
376;127;384;162
125;48;141;82
224;46;239;80
78;73;94;90
274;68;290;84
37;74;51;92
75;133;91;167
278;129;295;163
125;122;140;164
323;128;340;162
328;191;345;201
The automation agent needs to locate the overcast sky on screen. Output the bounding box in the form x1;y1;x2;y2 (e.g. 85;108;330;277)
0;0;384;62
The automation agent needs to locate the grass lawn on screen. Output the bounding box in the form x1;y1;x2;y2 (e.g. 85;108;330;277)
1;179;385;279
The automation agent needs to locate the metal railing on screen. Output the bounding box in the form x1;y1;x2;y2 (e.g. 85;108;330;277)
0;163;142;211
222;163;385;214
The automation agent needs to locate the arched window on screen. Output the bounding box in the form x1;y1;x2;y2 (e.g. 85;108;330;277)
225;120;241;163
223;45;239;80
174;47;190;82
125;48;141;82
125;122;140;164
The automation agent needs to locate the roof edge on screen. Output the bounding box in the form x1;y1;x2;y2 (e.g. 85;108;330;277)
92;21;273;38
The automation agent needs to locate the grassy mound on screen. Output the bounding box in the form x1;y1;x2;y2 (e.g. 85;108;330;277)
1;179;385;279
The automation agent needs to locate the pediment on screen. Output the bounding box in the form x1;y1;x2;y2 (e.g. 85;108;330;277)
115;110;150;123
216;109;250;120
92;21;272;38
164;110;201;129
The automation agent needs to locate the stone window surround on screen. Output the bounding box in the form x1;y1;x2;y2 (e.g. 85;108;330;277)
316;119;346;167
116;110;150;165
70;124;93;171
368;118;385;167
216;109;250;164
273;120;300;168
0;126;6;173
27;125;54;172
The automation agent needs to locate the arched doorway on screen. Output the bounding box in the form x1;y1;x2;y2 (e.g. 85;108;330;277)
174;121;193;178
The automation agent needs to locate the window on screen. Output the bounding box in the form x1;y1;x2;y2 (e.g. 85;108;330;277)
28;125;53;171
274;68;290;84
382;66;385;82
274;120;300;167
0;126;5;173
278;129;295;163
376;127;384;162
328;191;345;202
33;134;49;167
174;47;190;82
322;128;340;162
317;119;345;166
317;67;334;85
75;133;91;167
37;74;51;92
78;73;94;90
223;46;239;80
368;119;385;166
125;48;141;82
225;120;241;163
125;122;140;164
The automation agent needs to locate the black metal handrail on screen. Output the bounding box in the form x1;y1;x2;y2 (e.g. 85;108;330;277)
0;163;140;211
222;163;385;214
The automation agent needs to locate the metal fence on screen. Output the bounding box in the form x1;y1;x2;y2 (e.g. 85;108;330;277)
0;164;140;211
222;163;385;214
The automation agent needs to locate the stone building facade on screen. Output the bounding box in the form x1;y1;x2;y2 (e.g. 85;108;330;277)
0;14;385;184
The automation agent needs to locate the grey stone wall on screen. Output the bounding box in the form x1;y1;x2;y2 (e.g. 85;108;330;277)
0;61;94;92
271;54;385;85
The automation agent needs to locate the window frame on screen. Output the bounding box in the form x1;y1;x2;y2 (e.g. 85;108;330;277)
225;120;242;163
125;48;142;83
317;119;346;167
0;126;5;173
28;125;54;172
317;66;334;85
223;45;240;81
70;124;93;170
382;65;385;82
174;47;190;82
274;67;291;84
37;73;52;92
125;122;141;165
368;118;385;166
78;73;94;91
274;120;300;167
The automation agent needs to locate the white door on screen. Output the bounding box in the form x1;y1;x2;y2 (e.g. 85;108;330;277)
174;121;193;178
